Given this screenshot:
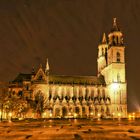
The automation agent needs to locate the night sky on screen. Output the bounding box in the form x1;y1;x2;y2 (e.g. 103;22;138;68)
0;0;140;112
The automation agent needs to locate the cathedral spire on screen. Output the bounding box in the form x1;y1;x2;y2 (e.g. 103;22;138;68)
108;18;123;46
45;58;49;74
113;18;117;27
111;17;120;32
32;66;35;74
40;64;42;68
102;33;107;44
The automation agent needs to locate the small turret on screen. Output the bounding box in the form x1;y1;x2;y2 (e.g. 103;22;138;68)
97;33;108;74
102;33;107;44
45;58;49;75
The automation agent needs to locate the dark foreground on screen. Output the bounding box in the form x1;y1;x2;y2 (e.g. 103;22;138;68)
0;118;140;140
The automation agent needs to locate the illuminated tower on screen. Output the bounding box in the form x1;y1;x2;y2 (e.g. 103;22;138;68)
98;18;127;118
97;33;108;75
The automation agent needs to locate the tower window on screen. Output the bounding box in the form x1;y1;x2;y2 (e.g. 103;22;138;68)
116;52;121;62
117;73;121;82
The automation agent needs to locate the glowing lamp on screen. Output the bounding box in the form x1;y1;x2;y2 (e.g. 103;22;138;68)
118;113;121;117
111;83;119;90
74;113;77;117
9;112;12;117
43;112;46;116
90;112;93;115
49;113;52;117
98;113;101;117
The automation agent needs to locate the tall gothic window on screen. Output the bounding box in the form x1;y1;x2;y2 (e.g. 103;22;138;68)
116;52;121;62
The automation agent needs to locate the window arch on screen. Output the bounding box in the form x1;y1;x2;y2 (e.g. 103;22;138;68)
116;52;121;62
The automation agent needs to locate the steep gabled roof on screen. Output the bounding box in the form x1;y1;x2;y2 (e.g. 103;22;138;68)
12;73;32;83
12;73;106;85
49;74;105;85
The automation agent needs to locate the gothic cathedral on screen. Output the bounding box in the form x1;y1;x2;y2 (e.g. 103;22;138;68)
9;18;127;118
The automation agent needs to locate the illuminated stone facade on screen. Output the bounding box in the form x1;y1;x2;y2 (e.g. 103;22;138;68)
9;18;127;118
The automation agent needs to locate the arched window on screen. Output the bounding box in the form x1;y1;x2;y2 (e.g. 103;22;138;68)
102;89;105;98
116;52;121;62
102;48;104;55
97;89;100;97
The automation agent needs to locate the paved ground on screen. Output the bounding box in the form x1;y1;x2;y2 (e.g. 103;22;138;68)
0;118;140;140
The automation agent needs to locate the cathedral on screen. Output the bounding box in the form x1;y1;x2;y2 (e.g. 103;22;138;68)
9;18;127;118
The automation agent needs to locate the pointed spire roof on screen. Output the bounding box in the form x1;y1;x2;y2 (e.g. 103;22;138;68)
102;33;107;44
32;66;35;74
50;98;54;104
111;18;120;32
76;98;80;105
45;58;49;73
82;98;87;105
69;98;74;105
100;98;104;104
55;98;60;105
62;98;67;104
40;64;42;68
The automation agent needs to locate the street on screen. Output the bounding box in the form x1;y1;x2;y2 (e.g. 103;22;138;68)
0;118;140;140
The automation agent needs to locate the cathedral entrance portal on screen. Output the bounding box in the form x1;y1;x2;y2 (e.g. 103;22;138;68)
75;106;81;117
34;90;45;118
82;106;86;117
62;107;67;118
55;108;61;118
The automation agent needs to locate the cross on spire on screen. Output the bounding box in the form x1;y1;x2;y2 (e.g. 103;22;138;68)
113;18;117;27
111;17;120;32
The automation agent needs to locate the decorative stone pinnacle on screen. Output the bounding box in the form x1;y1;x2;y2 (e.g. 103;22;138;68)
102;33;107;44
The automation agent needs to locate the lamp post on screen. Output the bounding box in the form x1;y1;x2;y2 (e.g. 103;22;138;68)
118;113;121;121
98;113;101;121
132;112;135;120
74;113;77;118
9;112;12;122
43;112;46;118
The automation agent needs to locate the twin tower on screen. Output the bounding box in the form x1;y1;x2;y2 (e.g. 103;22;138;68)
97;18;127;117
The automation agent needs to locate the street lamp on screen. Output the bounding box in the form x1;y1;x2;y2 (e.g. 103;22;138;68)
132;112;135;120
49;113;52;118
90;112;93;115
43;112;47;118
98;113;101;120
74;113;77;118
118;113;121;120
128;114;132;121
9;112;12;122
